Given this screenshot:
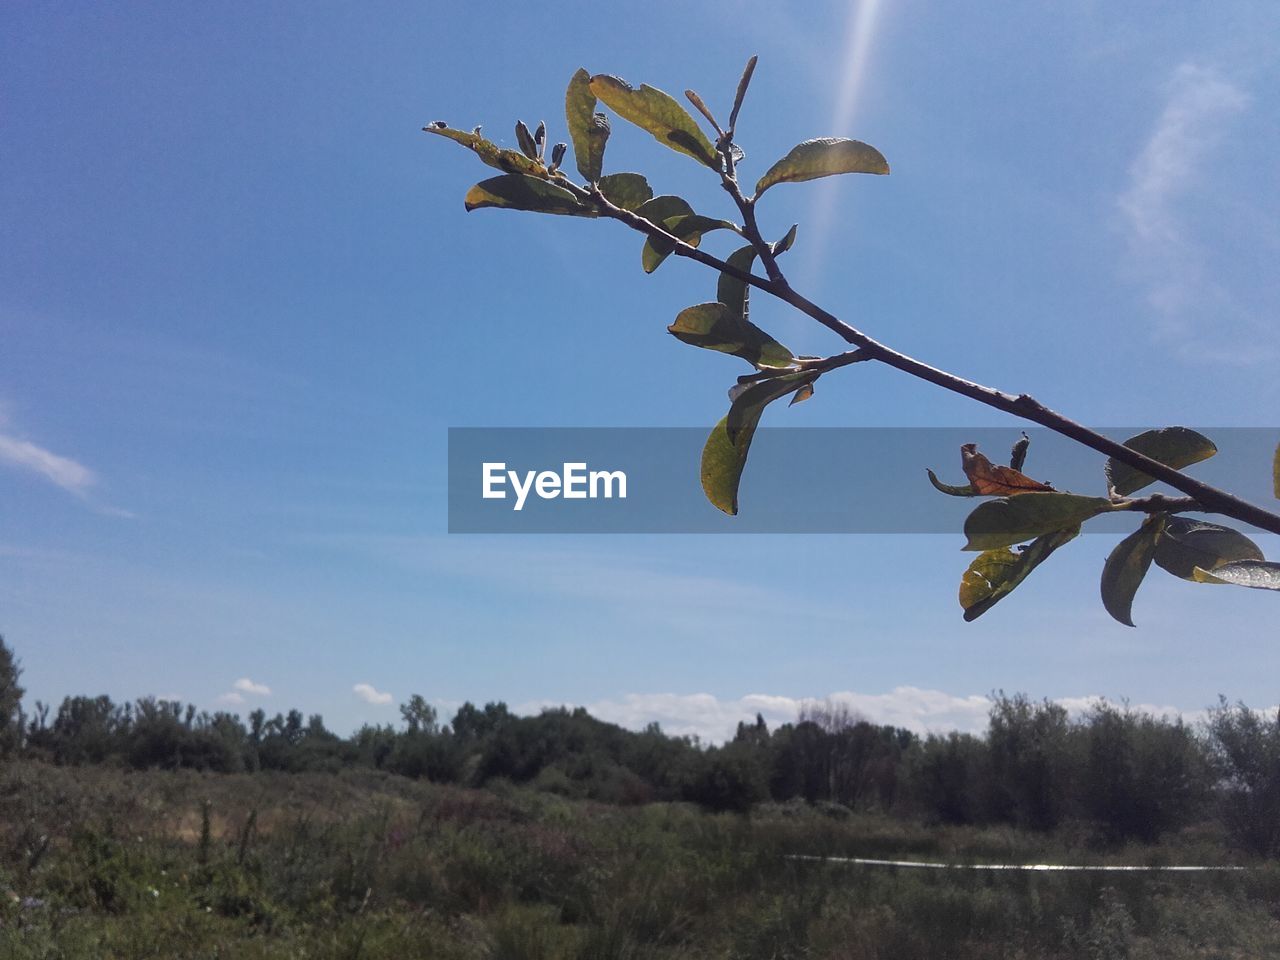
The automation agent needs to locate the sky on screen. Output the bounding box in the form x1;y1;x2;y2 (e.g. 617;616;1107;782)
2;1;1278;743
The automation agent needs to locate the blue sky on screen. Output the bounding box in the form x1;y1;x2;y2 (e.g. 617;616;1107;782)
2;2;1278;741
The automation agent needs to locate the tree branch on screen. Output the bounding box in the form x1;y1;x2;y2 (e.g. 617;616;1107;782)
570;179;1280;537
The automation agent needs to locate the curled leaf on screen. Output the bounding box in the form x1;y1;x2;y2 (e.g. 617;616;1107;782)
566;69;607;182
1100;515;1165;627
960;526;1080;621
1105;427;1218;497
589;74;720;168
464;175;594;217
927;469;976;497
668;302;793;369
1010;433;1030;472
755;138;889;197
515;121;538;160
1193;560;1280;591
717;244;759;322
961;444;1055;496
1153;517;1263;580
963;493;1114;551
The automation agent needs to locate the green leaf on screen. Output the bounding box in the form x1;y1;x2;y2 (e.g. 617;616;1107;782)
701;373;817;515
597;173;652;211
963;493;1115;551
772;223;799;255
464;175;595;217
565;69;607;182
642;214;738;273
726;372;817;443
1100;515;1165;627
717;244;759;321
1105;427;1218;497
515;121;538;160
635;195;694;227
588;74;720;168
754;138;889;196
668;302;794;369
927;469;976;497
1193;560;1280;591
1153;517;1264;580
423;122;544;176
960;526;1080;621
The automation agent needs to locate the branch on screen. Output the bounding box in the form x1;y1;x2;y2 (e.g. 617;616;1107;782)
570;180;1280;538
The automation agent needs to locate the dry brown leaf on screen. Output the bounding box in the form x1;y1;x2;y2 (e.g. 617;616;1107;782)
961;443;1055;496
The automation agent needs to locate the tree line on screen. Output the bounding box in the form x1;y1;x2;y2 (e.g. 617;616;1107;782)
2;637;1278;854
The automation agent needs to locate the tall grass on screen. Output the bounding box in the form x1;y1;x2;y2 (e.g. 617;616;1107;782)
0;762;1274;958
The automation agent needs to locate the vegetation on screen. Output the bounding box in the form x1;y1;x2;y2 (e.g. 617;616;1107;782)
424;60;1280;623
5;636;1280;954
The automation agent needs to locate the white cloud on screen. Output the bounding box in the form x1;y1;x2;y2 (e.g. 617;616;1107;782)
0;432;96;497
233;677;271;696
215;692;246;705
353;682;394;706
1117;63;1262;360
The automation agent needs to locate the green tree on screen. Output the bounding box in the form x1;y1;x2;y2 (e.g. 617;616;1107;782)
0;635;24;758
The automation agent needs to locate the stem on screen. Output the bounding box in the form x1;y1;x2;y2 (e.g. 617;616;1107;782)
572;182;1280;537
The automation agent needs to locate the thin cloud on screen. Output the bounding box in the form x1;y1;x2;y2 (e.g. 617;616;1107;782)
216;692;246;705
353;682;394;706
233;677;271;696
0;432;96;497
1117;63;1260;360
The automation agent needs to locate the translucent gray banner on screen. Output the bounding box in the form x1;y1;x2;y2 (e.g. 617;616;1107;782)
447;428;1279;534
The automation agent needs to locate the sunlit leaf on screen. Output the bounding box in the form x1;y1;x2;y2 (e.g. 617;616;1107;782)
789;382;815;406
1105;427;1218;497
961;443;1055;496
668;302;794;369
642;214;738;273
927;469;976;497
772;223;799;255
963;493;1114;551
565;69;607;182
597;172;652;211
423;122;543;176
701;372;817;515
960;526;1079;621
1193;560;1280;591
754;138;889;196
635;195;694;226
1153;517;1263;580
726;372;817;443
589;75;720;168
717;244;758;321
464;175;595;217
1100;515;1165;627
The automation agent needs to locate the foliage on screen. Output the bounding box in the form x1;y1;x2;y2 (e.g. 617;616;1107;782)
0;761;1276;959
424;62;1280;625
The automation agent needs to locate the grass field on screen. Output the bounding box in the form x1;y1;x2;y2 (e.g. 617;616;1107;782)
0;762;1276;959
